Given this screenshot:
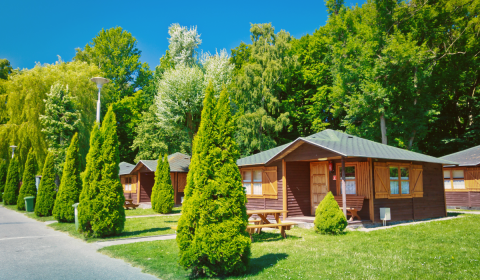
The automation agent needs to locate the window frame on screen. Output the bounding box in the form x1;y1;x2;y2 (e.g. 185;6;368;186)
388;165;411;198
242;169;264;197
444;168;466;191
336;163;358;195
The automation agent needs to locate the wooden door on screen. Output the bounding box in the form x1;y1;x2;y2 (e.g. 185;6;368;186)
310;162;329;215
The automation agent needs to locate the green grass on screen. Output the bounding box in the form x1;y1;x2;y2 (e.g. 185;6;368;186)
125;206;182;216
1;201;56;222
48;215;180;243
100;214;480;279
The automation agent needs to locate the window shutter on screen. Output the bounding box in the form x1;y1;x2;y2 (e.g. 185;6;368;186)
262;167;277;199
466;168;480;190
131;176;137;193
374;163;389;199
410;165;423;197
120;177;128;193
357;162;371;199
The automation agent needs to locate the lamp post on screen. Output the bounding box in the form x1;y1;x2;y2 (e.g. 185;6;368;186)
90;77;110;124
9;145;17;159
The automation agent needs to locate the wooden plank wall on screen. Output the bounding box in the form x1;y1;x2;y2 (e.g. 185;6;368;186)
245;160;283;212
446;191;480;208
139;172;155;202
286;162;311;217
374;162;446;221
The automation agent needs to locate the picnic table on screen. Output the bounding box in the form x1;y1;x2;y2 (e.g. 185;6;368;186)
124;198;139;209
246;209;297;240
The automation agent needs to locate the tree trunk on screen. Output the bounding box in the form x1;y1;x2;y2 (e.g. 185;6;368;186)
380;113;387;145
408;130;416;150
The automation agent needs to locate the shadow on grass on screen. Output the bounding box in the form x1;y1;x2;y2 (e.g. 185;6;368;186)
250;231;302;243
242;253;289;277
121;227;171;237
447;212;463;217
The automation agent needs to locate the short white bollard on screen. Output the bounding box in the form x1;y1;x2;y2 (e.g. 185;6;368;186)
72;203;80;230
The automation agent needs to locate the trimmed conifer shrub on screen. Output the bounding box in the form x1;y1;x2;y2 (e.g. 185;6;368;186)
17;150;37;210
314;191;347;234
3;156;21;205
0;159;8;202
53;133;82;222
78;123;103;235
35;152;57;216
151;154;174;214
177;83;250;277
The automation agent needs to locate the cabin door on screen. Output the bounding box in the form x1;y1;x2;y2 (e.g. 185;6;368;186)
310;162;329;215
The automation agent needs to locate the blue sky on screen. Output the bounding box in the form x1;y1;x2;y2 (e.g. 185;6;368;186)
1;0;365;71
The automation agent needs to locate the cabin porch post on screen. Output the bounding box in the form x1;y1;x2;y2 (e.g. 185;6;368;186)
283;159;287;221
341;156;347;218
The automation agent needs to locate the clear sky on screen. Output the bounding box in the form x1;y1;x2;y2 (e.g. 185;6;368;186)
1;0;365;71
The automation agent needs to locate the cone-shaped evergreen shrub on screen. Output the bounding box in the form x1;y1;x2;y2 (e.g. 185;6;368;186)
89;107;125;237
78;124;103;235
0;160;8;202
3;156;21;205
53;133;82;222
151;154;174;213
35;152;57;216
17;150;37;210
314;192;347;234
177;83;251;277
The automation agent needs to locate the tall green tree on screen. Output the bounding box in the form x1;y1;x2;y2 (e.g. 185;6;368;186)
40;83;81;179
17;149;37;210
177;83;250;277
53;133;82;222
35;152;56;216
78;124;103;235
0;159;7;202
231;23;297;156
3;156;20;205
151;154;174;214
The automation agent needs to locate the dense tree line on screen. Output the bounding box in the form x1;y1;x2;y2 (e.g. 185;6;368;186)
0;0;478;176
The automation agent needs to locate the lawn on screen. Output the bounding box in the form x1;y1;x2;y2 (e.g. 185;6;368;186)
125;206;182;216
48;215;180;243
1;201;56;222
100;214;480;279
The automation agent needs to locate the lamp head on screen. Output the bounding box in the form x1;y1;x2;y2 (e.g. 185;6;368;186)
90;77;110;89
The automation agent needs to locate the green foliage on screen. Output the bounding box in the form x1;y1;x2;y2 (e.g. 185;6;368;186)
17;150;37;210
35;152;57;217
0;59;13;80
177;83;250;277
314;192;347;234
0;159;7;202
40;83;81;177
53;133;82;222
3;156;20;205
78;124;103;235
74;27;152;104
151;154;174;214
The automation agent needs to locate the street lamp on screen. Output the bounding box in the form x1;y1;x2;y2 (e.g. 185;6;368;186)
10;145;17;159
90;77;110;124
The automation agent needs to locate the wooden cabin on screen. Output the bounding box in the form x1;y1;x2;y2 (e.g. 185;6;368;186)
440;145;480;209
237;129;456;222
119;153;190;205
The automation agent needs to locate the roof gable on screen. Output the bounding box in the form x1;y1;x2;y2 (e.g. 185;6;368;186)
130;152;191;174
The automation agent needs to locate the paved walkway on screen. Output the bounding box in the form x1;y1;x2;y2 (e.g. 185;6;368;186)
126;213;181;219
0;205;158;280
94;234;177;249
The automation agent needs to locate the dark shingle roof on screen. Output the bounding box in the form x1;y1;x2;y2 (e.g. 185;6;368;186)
237;129;457;166
136;152;191;173
119;162;135;175
440;145;480;167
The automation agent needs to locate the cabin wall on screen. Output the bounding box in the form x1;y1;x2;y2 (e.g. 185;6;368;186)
121;174;137;202
373;161;446;221
446;192;480;209
139;172;155;202
245;160;283;212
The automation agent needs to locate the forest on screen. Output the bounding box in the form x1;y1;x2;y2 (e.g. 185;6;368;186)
0;0;479;177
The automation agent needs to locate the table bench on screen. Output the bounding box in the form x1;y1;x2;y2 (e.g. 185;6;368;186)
334;195;365;221
247;209;296;241
124;198;139;209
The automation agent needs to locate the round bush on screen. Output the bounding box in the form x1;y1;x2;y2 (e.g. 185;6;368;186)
314;191;347;234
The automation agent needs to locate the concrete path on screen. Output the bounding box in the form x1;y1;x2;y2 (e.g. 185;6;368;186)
0;205;158;280
94;234;177;249
126;213;181;219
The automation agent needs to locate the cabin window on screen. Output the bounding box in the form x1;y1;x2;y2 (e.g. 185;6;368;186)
125;177;132;192
389;167;409;196
452;170;465;189
242;170;263;195
444;170;451;189
339;166;356;194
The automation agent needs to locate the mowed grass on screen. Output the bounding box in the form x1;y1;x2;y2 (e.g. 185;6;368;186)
100;214;480;280
48;215;180;243
1;201;56;222
125;206;182;216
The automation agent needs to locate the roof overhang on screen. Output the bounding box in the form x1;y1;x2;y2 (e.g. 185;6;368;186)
130;160;154;174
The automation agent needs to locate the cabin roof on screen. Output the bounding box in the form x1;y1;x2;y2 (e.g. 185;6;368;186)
237;129;457;166
133;152;191;173
119;162;136;175
440;145;480;167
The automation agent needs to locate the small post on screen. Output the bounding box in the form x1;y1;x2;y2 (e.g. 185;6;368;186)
10;145;17;159
72;203;80;231
341;156;347;218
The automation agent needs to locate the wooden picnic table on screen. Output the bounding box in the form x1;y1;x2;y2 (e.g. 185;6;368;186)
246;209;296;240
124;198;139;209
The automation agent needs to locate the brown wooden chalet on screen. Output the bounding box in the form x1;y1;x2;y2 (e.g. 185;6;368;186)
237;129;457;222
441;145;480;209
119;152;190;205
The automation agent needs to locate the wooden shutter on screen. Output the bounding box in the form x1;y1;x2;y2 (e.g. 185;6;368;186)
410;165;423;197
120;177;128;193
131;176;137;193
262;167;277;199
357;162;371;199
466;168;480;190
374;162;389;199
